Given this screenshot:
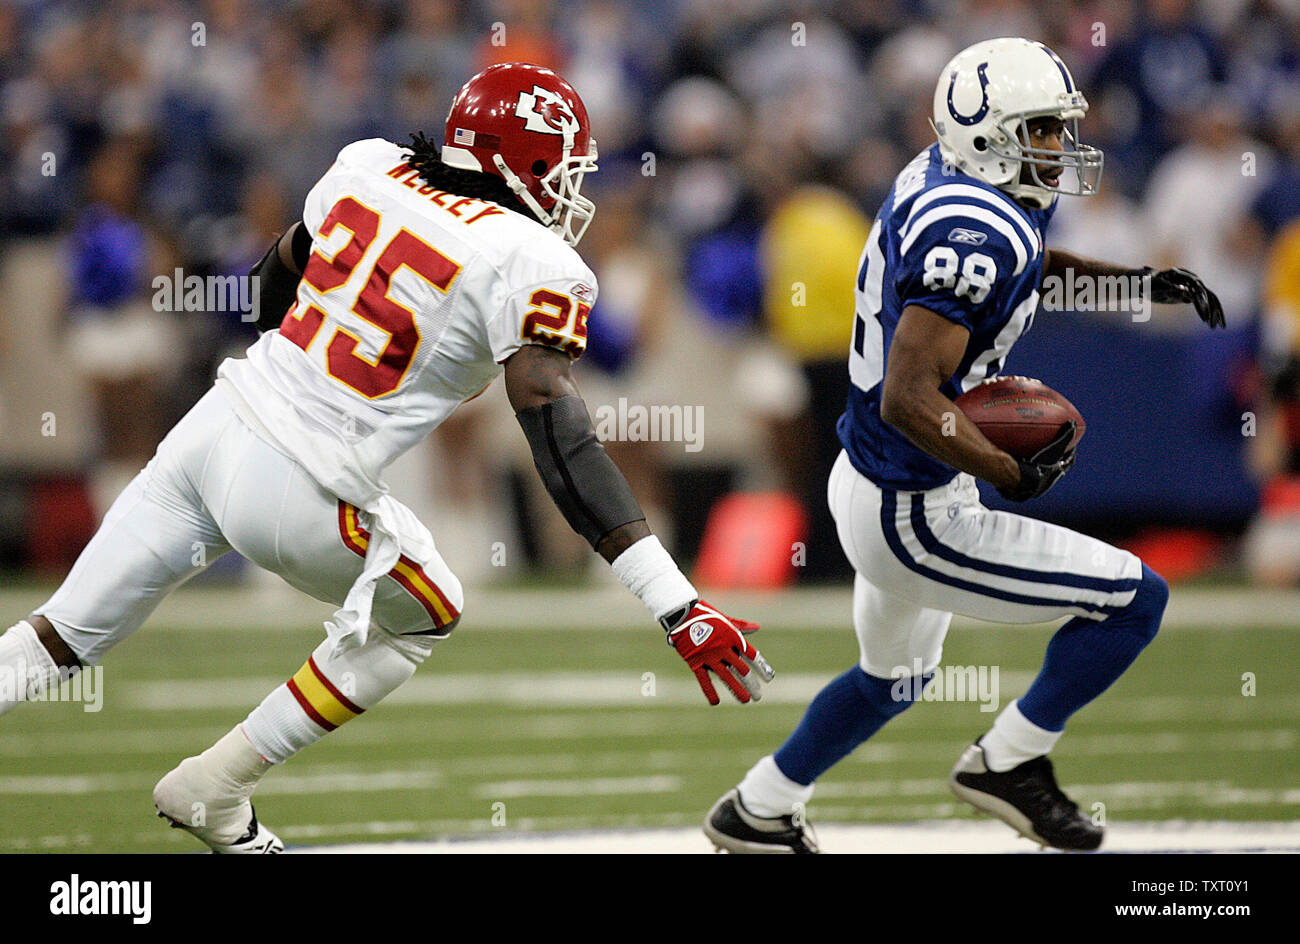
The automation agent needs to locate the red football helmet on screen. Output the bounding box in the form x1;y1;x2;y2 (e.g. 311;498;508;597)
441;62;598;247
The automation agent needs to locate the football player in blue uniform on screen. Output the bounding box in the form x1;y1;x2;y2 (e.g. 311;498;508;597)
705;37;1224;853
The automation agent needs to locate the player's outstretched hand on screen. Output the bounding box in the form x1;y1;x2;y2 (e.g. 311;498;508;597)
665;601;774;705
1140;267;1226;329
998;420;1077;502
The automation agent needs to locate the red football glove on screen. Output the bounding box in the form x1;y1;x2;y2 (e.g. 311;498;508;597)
665;600;774;705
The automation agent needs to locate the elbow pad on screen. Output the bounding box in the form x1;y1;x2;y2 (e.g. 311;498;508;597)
516;395;646;549
249;224;312;332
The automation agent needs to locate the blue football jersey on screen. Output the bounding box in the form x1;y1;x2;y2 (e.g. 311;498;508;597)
838;144;1056;491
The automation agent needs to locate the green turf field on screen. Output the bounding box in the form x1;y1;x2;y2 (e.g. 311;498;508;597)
1;591;1297;852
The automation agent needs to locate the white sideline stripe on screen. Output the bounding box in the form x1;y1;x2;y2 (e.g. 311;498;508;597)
5;585;1298;632
290;820;1300;854
471;776;679;798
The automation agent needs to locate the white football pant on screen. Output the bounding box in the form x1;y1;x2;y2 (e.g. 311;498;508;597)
827;450;1143;679
35;386;462;668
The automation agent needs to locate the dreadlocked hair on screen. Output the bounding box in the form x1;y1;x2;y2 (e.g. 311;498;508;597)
404;131;535;221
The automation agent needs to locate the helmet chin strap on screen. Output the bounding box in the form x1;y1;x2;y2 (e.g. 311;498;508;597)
492;153;557;230
1003;178;1057;210
491;132;595;246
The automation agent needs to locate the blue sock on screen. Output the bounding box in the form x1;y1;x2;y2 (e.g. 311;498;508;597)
774;666;930;786
1018;564;1169;732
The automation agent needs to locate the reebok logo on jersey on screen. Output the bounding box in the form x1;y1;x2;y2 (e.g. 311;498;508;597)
571;282;594;301
947;227;988;245
689;623;713;646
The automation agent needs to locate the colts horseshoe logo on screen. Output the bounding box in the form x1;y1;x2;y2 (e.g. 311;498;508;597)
947;62;991;126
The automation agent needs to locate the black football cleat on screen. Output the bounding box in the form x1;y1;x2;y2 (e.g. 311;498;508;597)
949;741;1102;851
703;788;820;854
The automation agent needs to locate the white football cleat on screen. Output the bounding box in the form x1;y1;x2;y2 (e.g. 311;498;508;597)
153;729;283;854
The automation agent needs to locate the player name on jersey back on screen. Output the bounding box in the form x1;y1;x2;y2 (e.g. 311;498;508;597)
383;161;508;225
218;137;598;511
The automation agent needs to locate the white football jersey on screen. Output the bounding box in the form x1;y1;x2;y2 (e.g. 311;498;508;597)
219;138;598;511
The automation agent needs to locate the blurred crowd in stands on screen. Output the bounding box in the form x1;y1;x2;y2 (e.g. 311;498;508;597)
2;0;1300;587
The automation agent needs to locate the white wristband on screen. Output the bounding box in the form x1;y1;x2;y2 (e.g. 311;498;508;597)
610;536;697;625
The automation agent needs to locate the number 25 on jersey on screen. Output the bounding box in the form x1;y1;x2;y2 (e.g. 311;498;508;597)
281;197;461;398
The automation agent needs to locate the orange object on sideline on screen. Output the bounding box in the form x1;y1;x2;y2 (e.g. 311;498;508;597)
694;492;809;589
1119;528;1221;583
26;476;97;574
1261;476;1300;514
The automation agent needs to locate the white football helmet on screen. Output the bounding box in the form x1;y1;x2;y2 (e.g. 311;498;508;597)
931;37;1103;209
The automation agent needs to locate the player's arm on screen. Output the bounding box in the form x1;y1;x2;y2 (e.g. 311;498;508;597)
882;305;1076;501
1042;248;1225;328
880;305;1021;491
249;222;313;332
1041;247;1130;281
503;343;650;562
503;343;773;704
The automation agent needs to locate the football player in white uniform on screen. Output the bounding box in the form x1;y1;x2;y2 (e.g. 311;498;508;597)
0;63;772;853
704;38;1223;853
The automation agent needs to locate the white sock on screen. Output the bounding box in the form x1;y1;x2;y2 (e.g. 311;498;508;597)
0;621;63;718
242;631;429;764
156;725;274;842
198;725;274;797
737;754;815;818
242;685;320;766
980;700;1062;772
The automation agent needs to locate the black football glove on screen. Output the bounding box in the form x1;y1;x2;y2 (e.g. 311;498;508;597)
1135;266;1226;329
997;420;1077;503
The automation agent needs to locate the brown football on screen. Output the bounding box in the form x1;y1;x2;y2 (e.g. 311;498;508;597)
954;376;1085;458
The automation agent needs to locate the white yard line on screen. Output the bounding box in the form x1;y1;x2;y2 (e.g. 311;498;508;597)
104;672;1300;714
3;748;1294;800
470;775;680;798
2;584;1298;632
10;696;1300;759
115;671;1030;710
5;692;1300;758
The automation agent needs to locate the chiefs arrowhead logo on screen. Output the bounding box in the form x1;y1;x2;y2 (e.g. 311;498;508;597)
516;85;579;136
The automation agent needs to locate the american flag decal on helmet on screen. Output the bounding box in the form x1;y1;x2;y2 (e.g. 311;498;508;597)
453;128;476;146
